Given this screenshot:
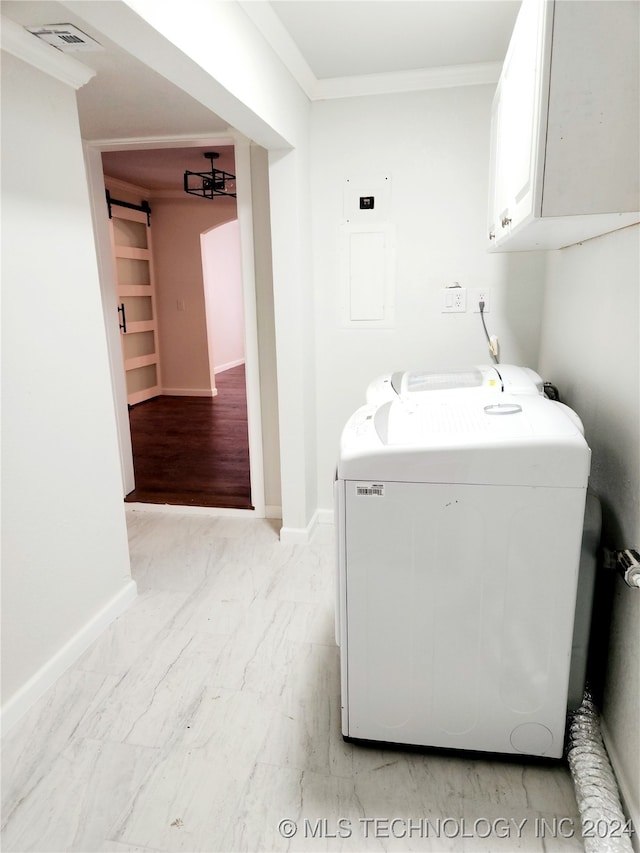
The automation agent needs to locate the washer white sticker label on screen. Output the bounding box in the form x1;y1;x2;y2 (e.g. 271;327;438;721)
356;484;385;497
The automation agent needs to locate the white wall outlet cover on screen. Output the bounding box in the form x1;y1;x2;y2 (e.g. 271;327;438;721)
442;287;467;313
471;288;491;312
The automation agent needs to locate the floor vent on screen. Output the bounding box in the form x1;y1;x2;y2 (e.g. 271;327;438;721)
26;24;103;53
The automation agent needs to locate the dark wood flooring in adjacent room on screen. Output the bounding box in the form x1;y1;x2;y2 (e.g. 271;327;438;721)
124;365;252;509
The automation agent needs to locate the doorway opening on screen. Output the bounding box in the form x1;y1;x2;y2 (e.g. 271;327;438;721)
96;140;261;512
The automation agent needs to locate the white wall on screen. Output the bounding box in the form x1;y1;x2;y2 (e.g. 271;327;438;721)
1;52;135;728
538;224;640;827
250;144;282;513
201;219;245;375
103;0;307;150
311;86;546;509
267;144;317;535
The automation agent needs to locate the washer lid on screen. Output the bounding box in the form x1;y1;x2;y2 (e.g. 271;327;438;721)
366;363;543;405
339;394;590;487
399;366;493;393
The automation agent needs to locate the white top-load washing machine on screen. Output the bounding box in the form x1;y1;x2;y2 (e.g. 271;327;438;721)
335;392;591;759
366;363;544;405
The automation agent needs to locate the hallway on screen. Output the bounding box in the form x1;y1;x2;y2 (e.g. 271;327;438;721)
124;365;252;510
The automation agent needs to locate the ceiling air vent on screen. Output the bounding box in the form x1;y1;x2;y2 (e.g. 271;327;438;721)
26;24;104;53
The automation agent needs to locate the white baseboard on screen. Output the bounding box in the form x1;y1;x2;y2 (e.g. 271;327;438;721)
601;721;640;851
214;358;245;374
279;509;320;545
161;388;217;397
317;508;334;525
1;580;137;736
125;503;257;518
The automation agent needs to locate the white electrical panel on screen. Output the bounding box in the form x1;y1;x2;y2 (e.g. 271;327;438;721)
340;174;395;327
339;224;395;328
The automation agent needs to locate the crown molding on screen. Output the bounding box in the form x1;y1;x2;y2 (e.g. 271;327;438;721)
85;132;237;152
0;16;96;90
239;4;501;102
314;62;502;101
103;174;150;197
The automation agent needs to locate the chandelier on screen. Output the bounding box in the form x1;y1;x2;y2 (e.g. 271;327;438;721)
184;152;236;199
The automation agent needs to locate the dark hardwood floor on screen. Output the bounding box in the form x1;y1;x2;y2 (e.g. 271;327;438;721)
124;365;252;509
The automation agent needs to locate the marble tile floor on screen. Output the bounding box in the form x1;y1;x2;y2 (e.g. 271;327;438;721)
2;510;584;853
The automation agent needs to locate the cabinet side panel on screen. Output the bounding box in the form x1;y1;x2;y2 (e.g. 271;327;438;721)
542;0;640;217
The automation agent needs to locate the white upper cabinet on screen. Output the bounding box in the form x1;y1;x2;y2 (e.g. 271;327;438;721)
488;0;640;252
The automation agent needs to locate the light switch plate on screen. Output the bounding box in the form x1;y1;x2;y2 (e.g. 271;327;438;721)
442;287;466;313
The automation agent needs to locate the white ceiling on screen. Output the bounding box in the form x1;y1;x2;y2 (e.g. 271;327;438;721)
1;0;520;188
269;0;520;79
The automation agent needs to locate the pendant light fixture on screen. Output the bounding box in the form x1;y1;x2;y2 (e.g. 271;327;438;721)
184;152;237;199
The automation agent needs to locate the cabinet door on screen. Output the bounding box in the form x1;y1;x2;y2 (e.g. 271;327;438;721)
487;84;502;243
542;0;640;217
490;0;553;243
